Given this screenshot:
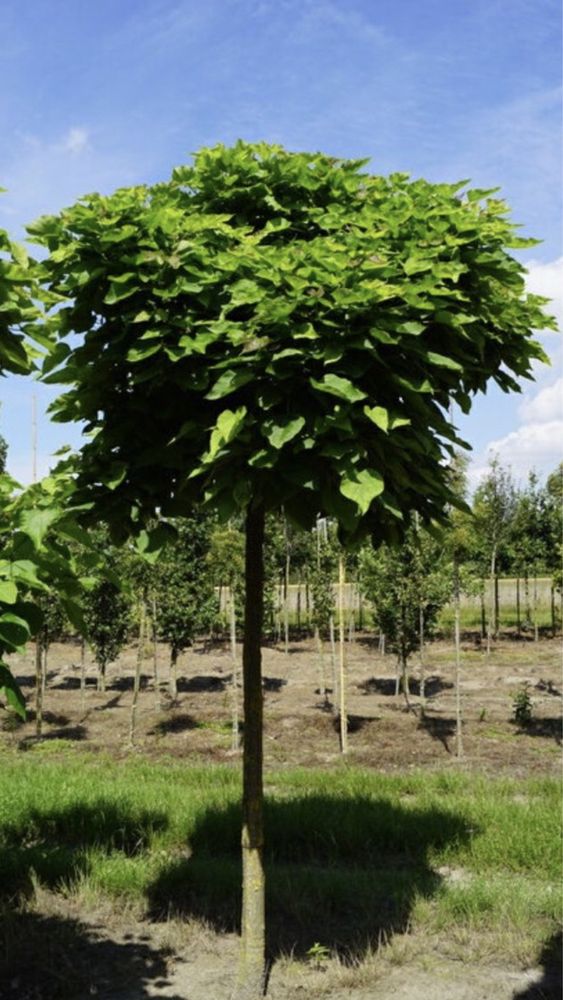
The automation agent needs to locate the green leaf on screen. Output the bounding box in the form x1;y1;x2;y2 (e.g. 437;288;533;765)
17;507;60;548
398;321;425;336
0;580;18;604
363;405;389;432
100;464;127;490
425;352;464;371
264;416;305;449
310;374;367;403
206;369;254;399
0;663;26;718
208;407;247;460
340;468;384;514
0;612;31;649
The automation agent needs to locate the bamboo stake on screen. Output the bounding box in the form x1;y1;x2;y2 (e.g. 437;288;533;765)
338;556;348;754
130;601;146;746
230;588;239;751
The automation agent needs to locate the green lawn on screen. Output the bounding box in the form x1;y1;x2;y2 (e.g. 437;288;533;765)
0;749;559;973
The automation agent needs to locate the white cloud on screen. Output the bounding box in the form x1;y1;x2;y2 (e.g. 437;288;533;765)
62;127;90;154
524;256;563;330
483;420;563;482
519;377;563;423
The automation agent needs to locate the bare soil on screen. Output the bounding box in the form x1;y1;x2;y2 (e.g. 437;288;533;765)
2;633;562;1000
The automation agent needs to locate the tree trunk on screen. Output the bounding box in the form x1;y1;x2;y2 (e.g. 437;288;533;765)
296;586;301;635
234;502;266;1000
152;596;160;708
305;581;310;634
494;573;500;638
329;613;337;712
487;546;496;655
533;573;539;643
454;558;463;758
524;570;531;626
338;556;348;754
41;644;48;698
169;648;178;700
419;604;426;717
551;583;556;639
283;518;290;656
35;637;43;737
480;583;486;640
315;626;327;703
394;656;401;697
400;651;412;712
80;637;86;713
230;589;239;751
516;576;521;636
130;601;145;746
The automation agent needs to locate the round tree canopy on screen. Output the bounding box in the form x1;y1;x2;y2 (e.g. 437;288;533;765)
30;142;555;542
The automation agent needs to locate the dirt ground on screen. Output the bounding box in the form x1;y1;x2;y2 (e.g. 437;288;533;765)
1;633;562;1000
4;631;562;774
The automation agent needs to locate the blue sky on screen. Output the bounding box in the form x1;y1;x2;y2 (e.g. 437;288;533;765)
1;0;561;489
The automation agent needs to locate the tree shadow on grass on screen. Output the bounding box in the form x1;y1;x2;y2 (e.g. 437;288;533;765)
0;802;168;901
418;714;457;753
149;713;198;736
176;675;227;693
358;675;453;698
512;929;562;999
147;795;472;963
18;725;89;750
513;718;562;744
0;908;184;1000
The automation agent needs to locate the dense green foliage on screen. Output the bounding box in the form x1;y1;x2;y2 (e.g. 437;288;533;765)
154;515;218;665
31;142;554;544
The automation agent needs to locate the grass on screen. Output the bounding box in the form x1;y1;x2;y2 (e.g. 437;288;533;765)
0;750;560;994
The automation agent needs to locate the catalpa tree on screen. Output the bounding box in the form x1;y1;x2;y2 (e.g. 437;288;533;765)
30;142;554;998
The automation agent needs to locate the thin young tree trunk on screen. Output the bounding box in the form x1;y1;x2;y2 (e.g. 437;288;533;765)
80;636;86;713
234;502;266;1000
169;649;178;700
315;626;326;702
35;637;43;737
41;644;48;698
305;581;310;634
152;596;159;708
130;601;145;746
419;604;426;717
348;593;355;645
98;660;106;693
487;546;496;655
516;575;521;636
533;573;539;643
400;651;412;712
230;588;239;751
296;585;301;635
329;613;337;709
379;631;385;655
394;656;401;697
338;556;348;754
494;573;500;638
454;558;463;758
283;517;290;656
551;583;556;639
480;583;486;641
358;588;364;631
524;569;531;626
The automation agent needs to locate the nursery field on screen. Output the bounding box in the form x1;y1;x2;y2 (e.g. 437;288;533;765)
0;634;561;1000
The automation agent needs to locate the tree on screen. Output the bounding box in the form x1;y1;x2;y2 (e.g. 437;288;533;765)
32;141;554;998
545;463;563;634
83;578;131;693
154;515;218;697
509;471;551;640
0;217;86;719
473;458;516;650
360;523;452;709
